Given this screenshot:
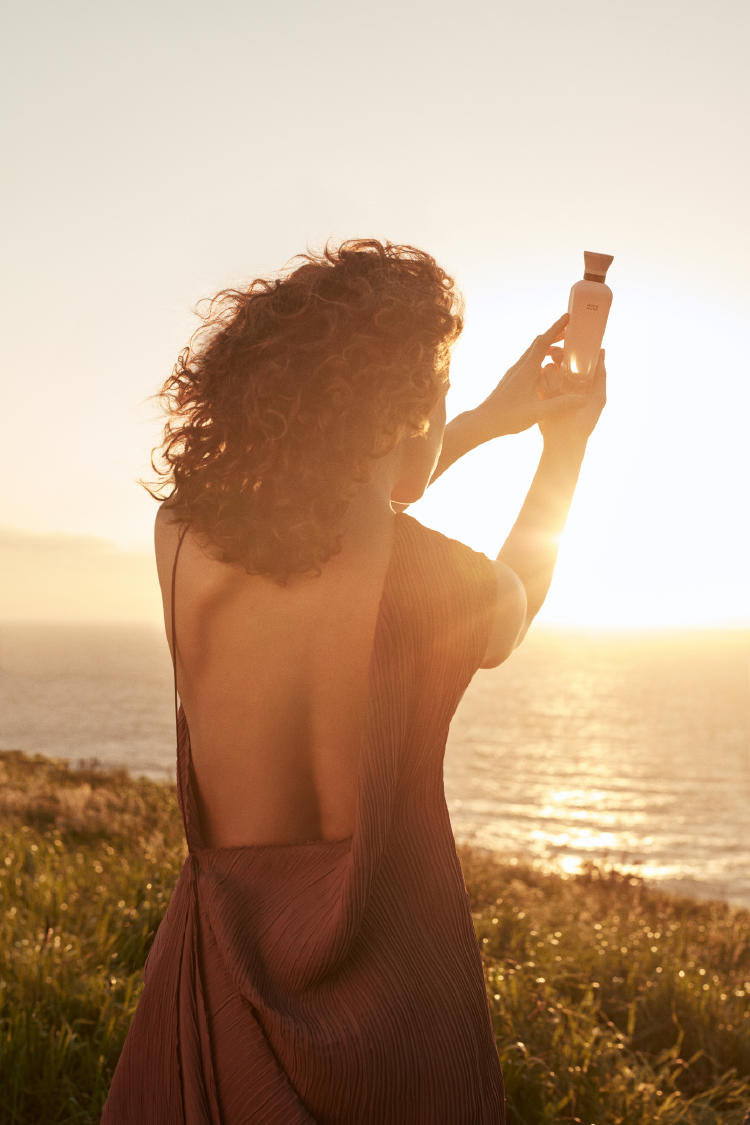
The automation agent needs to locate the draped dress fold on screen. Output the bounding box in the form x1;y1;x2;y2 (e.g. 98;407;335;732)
100;511;506;1123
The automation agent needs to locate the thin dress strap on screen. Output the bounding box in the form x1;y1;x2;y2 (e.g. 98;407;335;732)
170;522;190;737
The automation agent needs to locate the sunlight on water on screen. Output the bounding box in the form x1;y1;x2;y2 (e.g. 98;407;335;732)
446;626;750;909
1;622;748;907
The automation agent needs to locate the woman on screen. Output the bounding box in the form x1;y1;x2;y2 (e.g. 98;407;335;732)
101;238;605;1123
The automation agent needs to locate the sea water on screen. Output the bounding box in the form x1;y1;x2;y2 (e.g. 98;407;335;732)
1;621;748;908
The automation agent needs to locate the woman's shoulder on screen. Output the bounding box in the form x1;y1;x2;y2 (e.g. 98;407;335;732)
153;503;221;608
153;498;181;546
396;512;525;667
393;513;498;625
154;497;181;531
397;511;495;580
154;502;222;563
153;500;186;574
392;513;513;678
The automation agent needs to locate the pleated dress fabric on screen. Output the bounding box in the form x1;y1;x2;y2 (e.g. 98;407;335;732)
100;511;506;1123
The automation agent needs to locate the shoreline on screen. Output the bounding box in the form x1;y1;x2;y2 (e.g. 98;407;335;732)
8;745;749;913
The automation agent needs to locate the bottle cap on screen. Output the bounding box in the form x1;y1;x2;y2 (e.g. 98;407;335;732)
583;250;614;283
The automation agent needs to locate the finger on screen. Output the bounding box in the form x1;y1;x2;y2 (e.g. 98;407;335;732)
542;312;570;342
591;348;607;390
517;313;569;365
538;364;557;395
529;313;570;362
540;362;564;393
548;345;564;363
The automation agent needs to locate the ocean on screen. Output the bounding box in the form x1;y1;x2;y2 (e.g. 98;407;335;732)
1;621;748;909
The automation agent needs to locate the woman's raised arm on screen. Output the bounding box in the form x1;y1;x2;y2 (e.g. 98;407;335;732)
426;313;593;486
496;349;606;648
397;315;608;665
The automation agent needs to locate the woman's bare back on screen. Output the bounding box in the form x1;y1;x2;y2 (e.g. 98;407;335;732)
154;501;397;849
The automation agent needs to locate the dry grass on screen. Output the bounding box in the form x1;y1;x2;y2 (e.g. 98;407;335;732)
0;748;748;1124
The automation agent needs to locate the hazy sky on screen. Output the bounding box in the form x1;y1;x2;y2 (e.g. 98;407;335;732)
2;0;748;625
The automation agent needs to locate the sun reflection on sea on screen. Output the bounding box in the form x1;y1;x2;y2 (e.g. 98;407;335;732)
445;627;750;908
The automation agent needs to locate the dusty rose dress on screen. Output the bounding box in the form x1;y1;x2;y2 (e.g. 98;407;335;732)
100;511;505;1123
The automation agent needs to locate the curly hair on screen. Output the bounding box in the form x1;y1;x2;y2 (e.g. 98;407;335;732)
139;238;464;583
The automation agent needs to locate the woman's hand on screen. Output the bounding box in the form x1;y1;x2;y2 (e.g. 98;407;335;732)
537;347;607;448
422;314;607;493
474;314;569;436
476;312;605;442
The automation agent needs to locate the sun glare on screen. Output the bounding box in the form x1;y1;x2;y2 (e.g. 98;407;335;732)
425;281;750;630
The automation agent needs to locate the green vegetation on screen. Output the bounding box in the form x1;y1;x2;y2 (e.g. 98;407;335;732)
0;748;748;1124
462;849;750;1123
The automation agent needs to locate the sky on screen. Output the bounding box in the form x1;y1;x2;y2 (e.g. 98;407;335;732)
2;0;748;626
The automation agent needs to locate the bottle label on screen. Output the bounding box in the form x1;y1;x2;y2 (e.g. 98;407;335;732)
585;303;599;311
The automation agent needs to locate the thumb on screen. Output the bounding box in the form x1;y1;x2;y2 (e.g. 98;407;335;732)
593;348;607;385
585;349;607;400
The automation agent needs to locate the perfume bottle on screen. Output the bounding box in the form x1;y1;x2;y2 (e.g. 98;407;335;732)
562;251;614;382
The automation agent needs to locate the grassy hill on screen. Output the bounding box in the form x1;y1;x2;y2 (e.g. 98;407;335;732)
1;748;748;1124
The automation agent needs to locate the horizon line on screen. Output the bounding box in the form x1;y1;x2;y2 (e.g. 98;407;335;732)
0;617;748;632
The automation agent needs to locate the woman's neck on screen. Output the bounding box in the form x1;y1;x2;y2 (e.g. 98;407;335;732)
336;452;400;552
